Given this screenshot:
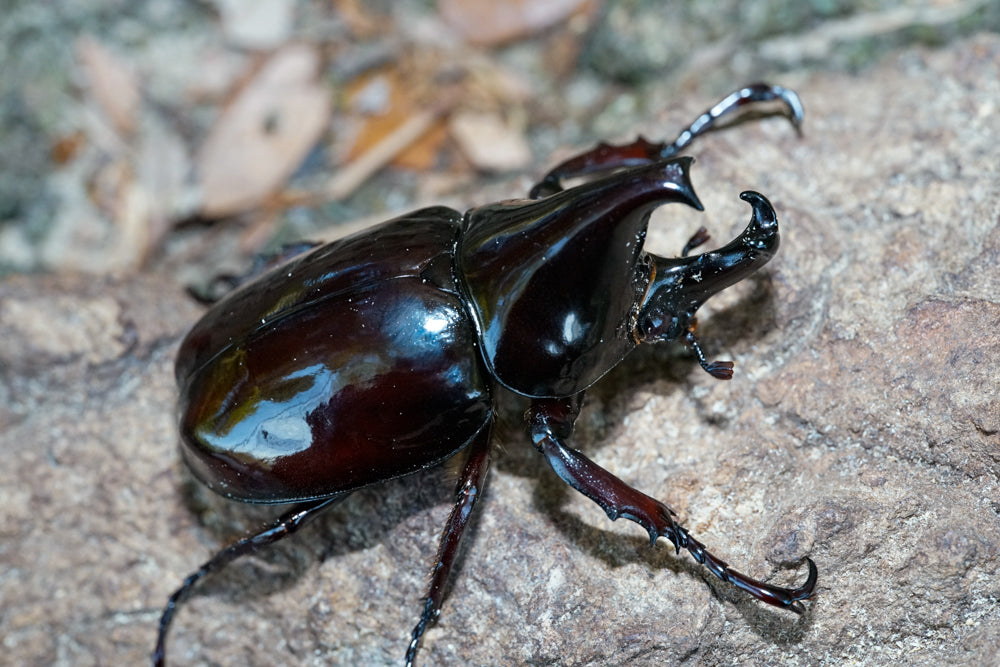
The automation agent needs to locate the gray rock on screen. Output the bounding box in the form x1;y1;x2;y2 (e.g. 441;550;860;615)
2;33;999;667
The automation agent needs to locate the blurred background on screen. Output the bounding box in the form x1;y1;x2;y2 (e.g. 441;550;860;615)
3;2;1000;666
3;0;997;280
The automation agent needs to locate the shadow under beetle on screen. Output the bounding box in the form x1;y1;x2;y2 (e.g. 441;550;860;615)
156;83;817;666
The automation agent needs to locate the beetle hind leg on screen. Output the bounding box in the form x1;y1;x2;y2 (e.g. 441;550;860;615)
526;395;817;613
406;425;493;667
187;241;322;303
153;495;343;666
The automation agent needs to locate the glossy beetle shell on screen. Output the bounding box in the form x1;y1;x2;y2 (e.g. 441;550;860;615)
177;211;493;502
175;160;707;501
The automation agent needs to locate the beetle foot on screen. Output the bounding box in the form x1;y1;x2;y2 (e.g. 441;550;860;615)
681;226;711;258
662;83;804;158
679;526;819;613
783;559;819;614
406;599;438;667
529;396;817;614
528;83;802;197
684;330;734;380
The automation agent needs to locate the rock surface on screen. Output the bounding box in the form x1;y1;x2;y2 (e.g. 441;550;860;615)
2;33;999;666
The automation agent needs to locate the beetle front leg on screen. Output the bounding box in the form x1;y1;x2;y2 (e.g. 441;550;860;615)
526;396;817;613
406;425;493;667
529;83;803;198
527;394;683;552
153;495;344;666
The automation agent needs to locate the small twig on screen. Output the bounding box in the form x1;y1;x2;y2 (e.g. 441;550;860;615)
326;92;461;201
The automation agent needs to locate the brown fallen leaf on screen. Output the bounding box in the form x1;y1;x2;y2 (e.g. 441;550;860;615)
439;0;594;46
75;36;141;136
333;0;384;38
344;69;451;171
328;106;451;201
197;44;331;218
449;110;531;172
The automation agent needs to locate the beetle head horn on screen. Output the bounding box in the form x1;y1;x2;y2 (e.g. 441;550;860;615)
635;190;779;344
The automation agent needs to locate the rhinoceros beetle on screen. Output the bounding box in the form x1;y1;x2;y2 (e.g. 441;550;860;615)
155;83;816;666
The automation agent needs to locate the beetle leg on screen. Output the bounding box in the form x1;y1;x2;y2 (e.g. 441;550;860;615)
681;226;711;258
153;495;343;667
659;82;803;158
526;395;817;613
406;425;493;667
527;393;682;553
529;83;803;198
187;241;322;303
683;329;735;380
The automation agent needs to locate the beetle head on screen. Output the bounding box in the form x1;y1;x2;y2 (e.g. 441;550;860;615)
636;191;779;344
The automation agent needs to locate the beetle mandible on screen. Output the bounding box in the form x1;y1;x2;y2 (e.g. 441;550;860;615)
155;83;817;666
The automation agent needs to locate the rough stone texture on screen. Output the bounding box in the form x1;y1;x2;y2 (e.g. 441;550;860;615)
2;33;1000;666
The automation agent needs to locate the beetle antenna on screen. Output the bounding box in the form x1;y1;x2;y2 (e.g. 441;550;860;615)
684;330;734;380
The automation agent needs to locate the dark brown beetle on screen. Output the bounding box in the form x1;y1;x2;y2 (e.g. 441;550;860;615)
156;83;817;666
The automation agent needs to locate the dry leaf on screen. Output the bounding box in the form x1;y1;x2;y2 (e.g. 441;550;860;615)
197;44;331;218
73;117;192;271
75;36;141;136
134;116;194;250
345;70;450;171
449;110;531;172
333;0;383;38
439;0;593;46
329;107;450;201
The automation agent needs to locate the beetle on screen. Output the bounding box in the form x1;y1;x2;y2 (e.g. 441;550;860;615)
155;83;817;666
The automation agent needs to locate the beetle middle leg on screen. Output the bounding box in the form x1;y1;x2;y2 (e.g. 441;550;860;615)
406;424;493;667
153;495;343;666
187;241;322;303
529;82;804;198
526;395;817;613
